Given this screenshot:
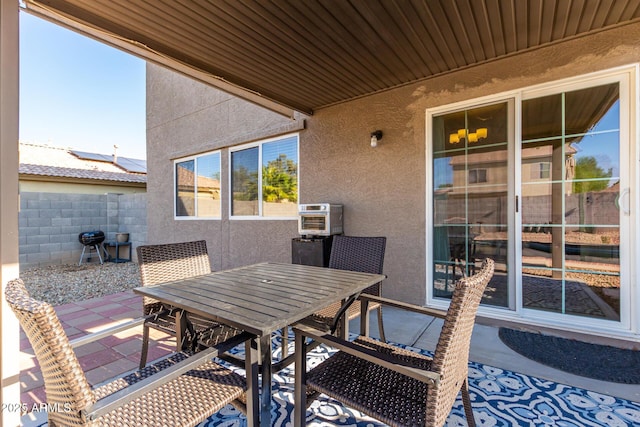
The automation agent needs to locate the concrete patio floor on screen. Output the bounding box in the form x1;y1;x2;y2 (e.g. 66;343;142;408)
19;289;639;426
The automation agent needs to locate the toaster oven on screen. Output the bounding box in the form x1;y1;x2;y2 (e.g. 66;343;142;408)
298;203;343;236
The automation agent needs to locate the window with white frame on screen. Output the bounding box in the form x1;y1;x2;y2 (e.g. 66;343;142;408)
230;134;298;218
175;151;221;218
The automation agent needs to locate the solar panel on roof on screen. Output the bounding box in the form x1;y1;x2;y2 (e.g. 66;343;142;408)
70;149;146;173
116;157;147;174
70;150;112;162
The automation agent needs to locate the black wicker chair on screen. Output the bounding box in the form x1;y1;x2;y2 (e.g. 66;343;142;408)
300;235;387;341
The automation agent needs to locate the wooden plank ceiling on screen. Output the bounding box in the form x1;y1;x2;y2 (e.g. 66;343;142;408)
25;0;640;115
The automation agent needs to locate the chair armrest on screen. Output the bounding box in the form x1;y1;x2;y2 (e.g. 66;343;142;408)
69;317;147;348
293;324;440;386
69;306;176;349
359;294;448;319
83;331;255;421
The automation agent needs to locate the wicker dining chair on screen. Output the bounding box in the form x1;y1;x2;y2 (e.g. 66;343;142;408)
137;240;242;368
294;258;495;427
6;278;258;427
300;236;387;341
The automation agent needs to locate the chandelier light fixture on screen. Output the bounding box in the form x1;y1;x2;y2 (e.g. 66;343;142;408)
449;127;487;144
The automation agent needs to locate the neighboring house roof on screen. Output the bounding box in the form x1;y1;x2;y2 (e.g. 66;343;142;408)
18;142;147;184
19;163;147;184
448;143;578;167
176;165;220;192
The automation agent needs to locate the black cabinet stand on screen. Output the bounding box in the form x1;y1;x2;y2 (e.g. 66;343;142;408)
291;236;334;267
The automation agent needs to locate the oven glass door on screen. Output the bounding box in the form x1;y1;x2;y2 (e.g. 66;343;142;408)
300;215;328;234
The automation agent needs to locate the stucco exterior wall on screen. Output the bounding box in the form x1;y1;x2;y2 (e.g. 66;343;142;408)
146;22;640;304
146;68;303;271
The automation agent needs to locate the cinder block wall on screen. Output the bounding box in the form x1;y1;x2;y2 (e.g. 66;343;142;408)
117;193;147;256
19;192;147;269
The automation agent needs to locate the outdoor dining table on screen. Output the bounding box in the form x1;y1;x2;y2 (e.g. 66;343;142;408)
133;261;386;426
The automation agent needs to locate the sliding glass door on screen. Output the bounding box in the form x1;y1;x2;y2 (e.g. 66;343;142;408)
429;69;631;332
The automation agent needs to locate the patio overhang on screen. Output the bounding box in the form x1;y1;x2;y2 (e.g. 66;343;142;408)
22;0;640;117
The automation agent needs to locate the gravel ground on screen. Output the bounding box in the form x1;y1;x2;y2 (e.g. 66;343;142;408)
19;262;141;306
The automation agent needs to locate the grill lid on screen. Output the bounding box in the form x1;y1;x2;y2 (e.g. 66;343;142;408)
78;230;105;246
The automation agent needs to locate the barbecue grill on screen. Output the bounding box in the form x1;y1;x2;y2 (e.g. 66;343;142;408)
78;230;105;265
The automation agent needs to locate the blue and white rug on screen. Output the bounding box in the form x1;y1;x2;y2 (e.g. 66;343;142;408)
27;332;640;426
200;332;640;427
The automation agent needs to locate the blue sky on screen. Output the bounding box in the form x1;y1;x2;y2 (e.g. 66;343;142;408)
19;12;146;159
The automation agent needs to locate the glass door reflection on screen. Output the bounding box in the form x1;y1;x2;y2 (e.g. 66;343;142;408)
432;102;510;307
521;83;621;321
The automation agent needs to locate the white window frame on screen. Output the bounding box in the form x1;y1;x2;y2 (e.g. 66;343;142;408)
173;150;222;220
229;133;299;220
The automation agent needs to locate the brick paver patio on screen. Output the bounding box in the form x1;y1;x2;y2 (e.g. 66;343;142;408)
19;290;175;407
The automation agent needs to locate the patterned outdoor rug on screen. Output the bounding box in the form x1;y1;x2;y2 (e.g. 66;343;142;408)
31;333;640;426
499;327;640;384
197;333;640;427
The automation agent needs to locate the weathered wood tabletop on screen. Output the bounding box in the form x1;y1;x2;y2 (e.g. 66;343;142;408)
134;261;385;426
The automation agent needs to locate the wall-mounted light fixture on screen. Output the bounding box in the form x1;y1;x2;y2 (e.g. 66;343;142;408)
370;130;383;148
449;127;487;144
